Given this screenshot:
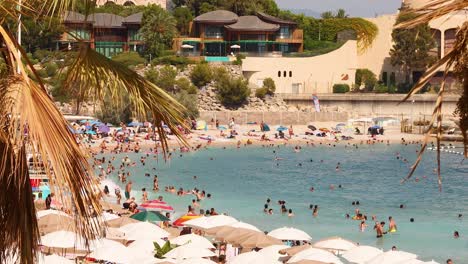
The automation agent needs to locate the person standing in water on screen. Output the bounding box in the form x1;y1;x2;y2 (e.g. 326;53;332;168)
125;181;132;199
388;216;397;233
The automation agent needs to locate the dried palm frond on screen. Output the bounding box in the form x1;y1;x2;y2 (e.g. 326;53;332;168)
0;25;103;263
64;44;189;154
396;0;468;29
398;14;468;190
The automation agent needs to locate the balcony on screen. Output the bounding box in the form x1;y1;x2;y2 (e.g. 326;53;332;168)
204;32;224;39
275;29;303;44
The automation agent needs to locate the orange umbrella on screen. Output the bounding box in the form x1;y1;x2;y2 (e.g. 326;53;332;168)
173;213;202;227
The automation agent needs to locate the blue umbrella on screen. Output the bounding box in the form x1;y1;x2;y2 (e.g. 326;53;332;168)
371;125;382;129
218;126;227;131
98;124;110;133
277;126;288;132
85;130;96;135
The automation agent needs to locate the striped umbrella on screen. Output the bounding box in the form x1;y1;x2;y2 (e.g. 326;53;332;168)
139;200;174;211
172;213;202;227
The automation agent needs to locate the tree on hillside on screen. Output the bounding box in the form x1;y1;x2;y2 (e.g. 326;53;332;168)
320;11;334;19
321;9;348;19
390;13;435;83
173;7;193;36
19;18;64;52
336;9;349;18
140;4;177;57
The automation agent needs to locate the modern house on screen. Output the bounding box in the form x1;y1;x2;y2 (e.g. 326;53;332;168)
173;10;303;59
59;11;144;57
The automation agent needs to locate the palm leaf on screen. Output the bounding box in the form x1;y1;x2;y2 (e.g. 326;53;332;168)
63;44;189;154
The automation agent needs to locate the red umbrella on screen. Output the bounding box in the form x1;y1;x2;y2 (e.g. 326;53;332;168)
172;213;202;227
139;200;174;211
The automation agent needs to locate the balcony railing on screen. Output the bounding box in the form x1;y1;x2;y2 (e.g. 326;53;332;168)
205;33;224;39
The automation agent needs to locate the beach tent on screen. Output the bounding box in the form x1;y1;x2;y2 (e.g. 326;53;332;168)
365;250;417;264
169;234;215;249
268;227;312;241
312;236;357;252
263;123;271;131
196;120;208;130
287;248;343;264
163;244;216;259
277;126;288;132
341;245;383;263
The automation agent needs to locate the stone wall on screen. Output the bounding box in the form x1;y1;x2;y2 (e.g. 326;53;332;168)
199;111;349;125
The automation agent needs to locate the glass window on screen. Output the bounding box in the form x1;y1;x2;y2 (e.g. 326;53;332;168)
279;26;290;39
205;26;223;38
279;44;289;53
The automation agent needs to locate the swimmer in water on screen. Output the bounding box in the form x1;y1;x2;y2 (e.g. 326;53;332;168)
360;220;367;232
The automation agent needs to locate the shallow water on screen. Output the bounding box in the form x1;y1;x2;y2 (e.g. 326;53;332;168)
96;143;468;262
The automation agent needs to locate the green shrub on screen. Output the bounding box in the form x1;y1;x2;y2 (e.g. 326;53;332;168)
388;85;397;94
333;84;350;93
233;53;246;65
175;77;197;94
32;49;51;62
255;87;268;99
216;76;251;106
154;55;195;68
397;83;413;93
145;66;178;92
112;51;146;67
355;68;377;92
190;63;213;87
173;90;199;118
374;83;388;93
213;67;229;82
36;69;48;78
44;62;58;77
262;78;276;95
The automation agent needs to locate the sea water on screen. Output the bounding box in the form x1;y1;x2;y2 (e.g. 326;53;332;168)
96;144;467;262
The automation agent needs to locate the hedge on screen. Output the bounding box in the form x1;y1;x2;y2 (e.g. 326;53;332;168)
333;84;350;93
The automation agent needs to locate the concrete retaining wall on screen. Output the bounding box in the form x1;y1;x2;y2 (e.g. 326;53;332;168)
199;111;349;125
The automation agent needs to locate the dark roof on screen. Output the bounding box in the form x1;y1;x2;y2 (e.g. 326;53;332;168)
257;12;297;25
90;13;125;28
123;12;143;24
194;10;238;24
63;11;90;23
225;16;280;32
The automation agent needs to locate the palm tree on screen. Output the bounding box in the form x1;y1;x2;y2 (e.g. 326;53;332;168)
395;0;468;190
0;0;187;263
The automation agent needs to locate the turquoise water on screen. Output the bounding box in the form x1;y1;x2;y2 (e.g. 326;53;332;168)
96;144;467;262
205;56;230;62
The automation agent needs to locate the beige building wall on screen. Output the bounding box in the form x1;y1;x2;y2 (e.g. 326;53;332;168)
242;41;358;94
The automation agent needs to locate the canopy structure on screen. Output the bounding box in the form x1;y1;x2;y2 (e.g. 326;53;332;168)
268;227;312;241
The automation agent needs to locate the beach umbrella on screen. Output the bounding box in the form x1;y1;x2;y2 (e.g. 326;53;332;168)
181;44;194;49
268;227;312;241
100;212;120;221
218;228;259;243
289;261;329;264
139;200;174;211
229;251;282;264
178;258;216;264
38;214;75;234
127;238;165;255
120;222;170;240
230;44;241;49
88;244;133;263
423;261;440;264
172;213;202;227
36;209;70;219
85;130;96;135
218;125;227;131
184;215;237;230
128;121;144;127
236;232;283;248
40;231;87;249
287;248;343;264
169;234;215;249
105;216;140;228
364;250;417;264
280;245;313;256
131;211;170;222
398;260;425;264
341;245;383;263
37;254;74;264
230;221;261;231
97;124;110;133
258;245;290;262
313;236;357;252
103;227;127;240
163;244;216;259
277;126;288;132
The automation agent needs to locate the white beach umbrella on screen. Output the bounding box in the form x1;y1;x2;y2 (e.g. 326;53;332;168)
169;234;215;249
287;248;343;264
178;258;217;264
229;221;261;231
101;211;120;221
397;259;425;264
120;222;170;240
229;251;282;264
89;238;124;251
341;245;383;263
181;44;194;49
230;44;241;49
258;245;290;262
36;209;70;219
88;244;133;263
365;250;417;264
163;244;216;260
184;215;238;230
313;237;357;252
423;261;440;264
268;227;312;241
37;254;74;264
127;238;166;255
40;231;87;249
